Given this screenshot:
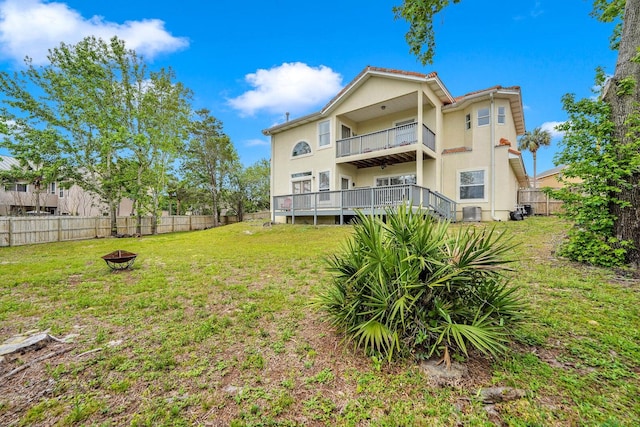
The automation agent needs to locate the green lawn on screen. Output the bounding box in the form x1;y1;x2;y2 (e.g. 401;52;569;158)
0;217;638;426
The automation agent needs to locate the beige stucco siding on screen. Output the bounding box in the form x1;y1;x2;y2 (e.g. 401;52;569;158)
440;145;519;221
441;109;467;150
333;77;420;114
495;99;517;144
347;159;437;190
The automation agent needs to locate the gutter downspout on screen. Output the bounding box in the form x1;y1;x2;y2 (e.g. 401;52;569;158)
490;92;498;221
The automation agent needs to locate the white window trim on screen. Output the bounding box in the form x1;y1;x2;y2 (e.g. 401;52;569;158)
340;174;353;190
497;106;506;125
318;170;331;192
291;140;313;159
318;119;331;150
477;107;490;127
291;172;313;195
457;167;488;203
465;113;471;131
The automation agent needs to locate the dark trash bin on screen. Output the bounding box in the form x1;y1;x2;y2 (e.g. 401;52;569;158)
523;204;534;216
510;211;523;221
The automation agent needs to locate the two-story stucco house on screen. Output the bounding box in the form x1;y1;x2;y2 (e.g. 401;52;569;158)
263;66;528;224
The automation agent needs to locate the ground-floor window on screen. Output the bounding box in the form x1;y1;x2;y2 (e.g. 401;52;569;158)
292;179;311;194
375;174;416;186
318;170;330;201
458;169;486;200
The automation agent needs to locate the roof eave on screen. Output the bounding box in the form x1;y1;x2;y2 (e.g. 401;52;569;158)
262;111;323;136
443;87;525;135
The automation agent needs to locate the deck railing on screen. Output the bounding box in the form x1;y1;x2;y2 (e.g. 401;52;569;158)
273;184;457;223
336;123;436;158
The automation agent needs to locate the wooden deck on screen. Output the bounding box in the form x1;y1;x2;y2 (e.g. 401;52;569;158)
273;185;457;225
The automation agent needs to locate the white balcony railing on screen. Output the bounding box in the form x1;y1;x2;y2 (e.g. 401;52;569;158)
336;123;435;158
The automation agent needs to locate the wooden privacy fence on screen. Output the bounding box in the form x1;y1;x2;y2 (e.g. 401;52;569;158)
0;215;214;247
517;189;564;216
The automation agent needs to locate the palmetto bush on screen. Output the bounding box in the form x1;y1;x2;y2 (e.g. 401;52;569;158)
316;205;526;364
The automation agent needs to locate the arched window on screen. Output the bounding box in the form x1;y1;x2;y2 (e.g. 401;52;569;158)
292;141;311;157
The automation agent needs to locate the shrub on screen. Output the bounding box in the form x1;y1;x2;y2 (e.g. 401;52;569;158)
316;205;526;364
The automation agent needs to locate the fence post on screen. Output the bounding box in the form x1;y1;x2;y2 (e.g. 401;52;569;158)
58;217;62;242
8;217;13;247
546;193;550;216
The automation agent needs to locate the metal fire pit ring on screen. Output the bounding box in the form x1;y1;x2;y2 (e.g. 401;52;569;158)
102;250;137;270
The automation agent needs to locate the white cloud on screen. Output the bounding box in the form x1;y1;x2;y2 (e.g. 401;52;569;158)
228;62;343;117
540;121;565;139
245;138;269;147
530;1;544;18
0;0;188;65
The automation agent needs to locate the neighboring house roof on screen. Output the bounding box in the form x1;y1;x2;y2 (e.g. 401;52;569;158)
536;165;567;179
0;155;21;172
262;65;456;136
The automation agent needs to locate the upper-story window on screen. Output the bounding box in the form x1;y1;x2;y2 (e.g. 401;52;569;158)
477;108;490;126
465;113;471;130
497;106;506;125
50;182;56;194
318;120;330;147
292;141;311;157
4;183;27;192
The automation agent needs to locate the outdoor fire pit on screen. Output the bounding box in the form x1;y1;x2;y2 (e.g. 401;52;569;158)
102;250;137;270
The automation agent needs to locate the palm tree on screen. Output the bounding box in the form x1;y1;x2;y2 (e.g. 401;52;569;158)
518;127;552;188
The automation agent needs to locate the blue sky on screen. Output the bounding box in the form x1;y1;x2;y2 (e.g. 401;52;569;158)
0;0;619;176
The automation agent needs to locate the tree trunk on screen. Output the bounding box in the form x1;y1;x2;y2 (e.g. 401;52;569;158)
237;200;244;222
136;169;143;235
211;189;219;227
532;152;537;189
110;201;118;237
605;0;640;266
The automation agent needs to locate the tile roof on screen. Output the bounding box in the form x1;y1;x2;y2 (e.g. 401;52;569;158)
442;147;472;154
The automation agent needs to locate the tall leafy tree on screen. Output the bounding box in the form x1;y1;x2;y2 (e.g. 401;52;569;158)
0;37;136;234
551;86;636;266
518;127;552;189
243;158;271;213
223;158;270;221
395;0;640;266
166;175;198;215
598;0;640;266
182;109;238;227
127;68;192;234
0;36;193;234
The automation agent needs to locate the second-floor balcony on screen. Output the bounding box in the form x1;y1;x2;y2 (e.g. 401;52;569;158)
336;122;436;159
